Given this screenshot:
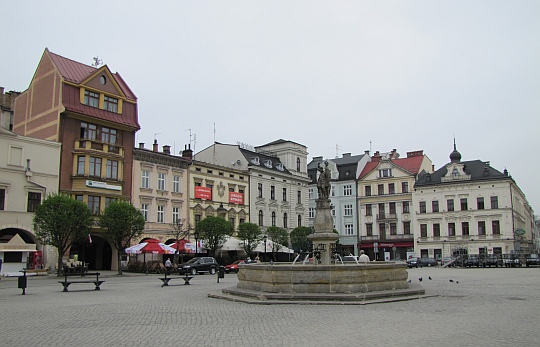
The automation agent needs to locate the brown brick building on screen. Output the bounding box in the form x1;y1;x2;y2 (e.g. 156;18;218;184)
12;48;140;270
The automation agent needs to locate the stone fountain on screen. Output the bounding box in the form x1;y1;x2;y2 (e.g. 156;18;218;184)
210;162;425;304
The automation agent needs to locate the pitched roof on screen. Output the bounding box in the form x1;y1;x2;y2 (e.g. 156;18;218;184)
415;160;508;187
358;155;425;179
48;49;137;101
239;148;291;174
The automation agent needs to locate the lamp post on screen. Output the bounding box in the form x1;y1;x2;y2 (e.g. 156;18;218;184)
263;235;267;262
194;230;199;256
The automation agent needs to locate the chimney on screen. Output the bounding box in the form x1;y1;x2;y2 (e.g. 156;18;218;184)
342;153;351;158
432;164;435;172
182;144;193;160
372;151;382;161
312;156;323;161
139;142;145;149
163;145;171;155
153;139;158;152
364;150;370;155
390;149;399;159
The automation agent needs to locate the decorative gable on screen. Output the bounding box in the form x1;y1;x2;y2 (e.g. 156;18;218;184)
442;163;471;182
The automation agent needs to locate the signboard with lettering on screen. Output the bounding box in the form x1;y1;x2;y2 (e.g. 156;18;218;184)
195;186;212;200
229;192;244;204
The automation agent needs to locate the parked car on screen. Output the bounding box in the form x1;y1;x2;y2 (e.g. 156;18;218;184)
224;259;257;273
442;256;455;267
466;255;480;268
485;254;502;267
342;255;360;263
418;258;438;267
407;257;420;268
180;257;219;275
526;254;540;267
503;256;521;268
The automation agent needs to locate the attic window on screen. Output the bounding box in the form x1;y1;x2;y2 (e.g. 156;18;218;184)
251;157;260;165
100;75;106;85
84;91;99;108
264;160;272;168
104;96;118;113
276;163;284;171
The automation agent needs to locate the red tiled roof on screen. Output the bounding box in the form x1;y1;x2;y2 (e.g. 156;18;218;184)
48;49;137;101
358;161;378;179
358;156;425;179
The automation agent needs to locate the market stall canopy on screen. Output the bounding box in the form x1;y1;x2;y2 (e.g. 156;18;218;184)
125;239;175;254
220;237;245;251
168;239;196;253
254;239;294;254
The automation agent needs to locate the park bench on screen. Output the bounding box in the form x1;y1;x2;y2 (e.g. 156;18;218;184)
59;272;104;292
158;271;193;287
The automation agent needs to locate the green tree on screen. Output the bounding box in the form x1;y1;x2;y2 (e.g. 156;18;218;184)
266;226;289;261
33;193;94;276
237;223;262;256
195;216;233;257
99;200;145;275
290;226;312;253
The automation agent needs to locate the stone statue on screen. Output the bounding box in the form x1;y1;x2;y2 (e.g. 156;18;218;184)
317;161;331;200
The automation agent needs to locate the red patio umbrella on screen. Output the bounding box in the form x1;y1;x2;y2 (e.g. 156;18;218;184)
168;239;195;254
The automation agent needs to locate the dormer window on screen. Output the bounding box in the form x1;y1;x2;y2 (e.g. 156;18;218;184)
276;163;284;171
84;91;99;108
379;169;392;178
264;160;272;168
452;168;459;179
251;157;260;165
104;96;118;113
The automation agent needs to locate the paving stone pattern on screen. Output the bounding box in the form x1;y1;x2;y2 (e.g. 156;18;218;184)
0;267;539;347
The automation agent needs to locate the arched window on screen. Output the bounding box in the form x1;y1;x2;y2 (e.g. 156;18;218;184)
258;210;264;226
271;211;276;226
297;157;301;172
283;213;288;228
297;214;302;227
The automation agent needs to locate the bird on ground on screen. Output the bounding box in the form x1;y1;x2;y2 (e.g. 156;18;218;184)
407;279;412;283
429;276;432;280
456;281;459;284
419;277;423;282
449;279;454;282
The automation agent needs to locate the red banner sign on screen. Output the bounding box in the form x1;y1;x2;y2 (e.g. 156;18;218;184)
229;192;244;204
195;186;212;200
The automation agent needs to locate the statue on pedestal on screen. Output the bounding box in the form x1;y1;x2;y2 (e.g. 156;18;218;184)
317;161;331;200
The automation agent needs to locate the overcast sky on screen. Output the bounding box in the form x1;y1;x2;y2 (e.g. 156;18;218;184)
3;1;539;212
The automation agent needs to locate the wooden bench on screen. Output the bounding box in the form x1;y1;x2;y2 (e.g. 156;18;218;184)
25;268;50;276
159;271;194;287
59;272;104;292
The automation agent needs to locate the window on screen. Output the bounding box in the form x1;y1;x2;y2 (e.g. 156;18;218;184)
142;170;149;189
433;224;441;237
258;183;263;198
308;188;313;200
365;204;372;216
390;223;397;235
402;182;409;193
173;175;180;193
460;198;468;211
402;201;410;213
104;197;115;208
389;202;396;215
378;184;384;195
27;192;41;212
282;187;287;201
419;201;426;213
478;221;485;235
106;160;118;180
388;183;395;194
0;188;5;210
297;157;301;172
101;127;117;144
77;156;85;175
366;223;373;236
283;213;288;227
158;173;165;191
447;199;454;211
379;168;392;177
157;205;165;223
344;204;353;216
477;197;484;210
172;207;180;224
331;204;335;216
432;200;439;213
89;157;102;177
308;207;315;218
403;222;410;234
258;210;263;226
297;190;301;204
194;214;201;225
365;186;371;196
271;211;276;226
75;195;83;202
379;223;386;237
378;203;385;217
343;185;352;196
270;186;275;200
331;185;335;197
104;96;118;113
491;196;498;209
420;224;428;237
80;122;97;140
84;91;99;108
461;222;469;236
345;224;354;235
141;203;148;221
297;214;302;227
88;195;100;214
492;220;500;235
448;223;455;237
229;217;235;227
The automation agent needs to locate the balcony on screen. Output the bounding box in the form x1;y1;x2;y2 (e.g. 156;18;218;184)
76;139;124;157
377;213;397;221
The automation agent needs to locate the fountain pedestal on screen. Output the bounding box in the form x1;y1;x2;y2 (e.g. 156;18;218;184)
308;198;339;265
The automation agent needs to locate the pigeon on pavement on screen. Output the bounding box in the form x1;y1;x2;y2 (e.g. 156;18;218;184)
419;277;423;282
449;279;454;282
429;276;432;280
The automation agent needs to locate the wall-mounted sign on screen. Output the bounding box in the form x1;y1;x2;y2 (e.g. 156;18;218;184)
86;180;122;191
195;186;212;200
229;192;244;204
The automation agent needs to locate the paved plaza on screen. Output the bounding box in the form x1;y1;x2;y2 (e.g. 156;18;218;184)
1;266;539;347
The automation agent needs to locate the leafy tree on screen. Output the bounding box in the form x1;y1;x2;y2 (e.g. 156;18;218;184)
195;216;233;257
265;226;289;261
168;218;192;264
237;223;262;256
99;200;145;275
33;193;94;276
290;226;312;253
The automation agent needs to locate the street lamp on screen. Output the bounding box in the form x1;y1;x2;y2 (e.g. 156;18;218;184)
263;235;268;262
194;230;200;256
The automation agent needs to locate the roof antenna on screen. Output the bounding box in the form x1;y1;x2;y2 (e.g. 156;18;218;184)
154;133;161;141
91;56;103;67
335;144;342;158
185;129;196;158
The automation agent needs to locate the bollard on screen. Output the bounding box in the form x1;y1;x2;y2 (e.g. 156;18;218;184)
217;266;225;283
18;270;28;295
